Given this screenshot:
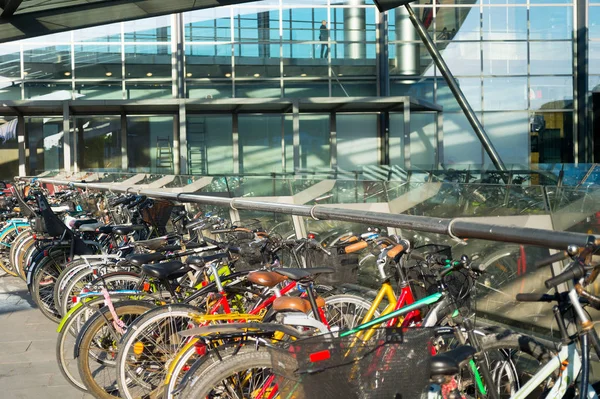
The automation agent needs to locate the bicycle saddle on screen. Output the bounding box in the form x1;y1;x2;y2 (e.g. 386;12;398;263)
273;267;335;281
135;237;169;251
142;261;190;280
112;225;145;235
248;271;287;288
272;296;326;313
72;219;98;229
79;222;104;232
430;345;477;377
127;252;167;267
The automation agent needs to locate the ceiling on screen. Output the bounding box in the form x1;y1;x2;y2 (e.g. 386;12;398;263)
0;0;257;43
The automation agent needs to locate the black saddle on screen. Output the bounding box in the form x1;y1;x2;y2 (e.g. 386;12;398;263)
112;225;145;235
273;267;335;281
135;237;168;251
79;223;104;232
127;252;167;267
142;261;190;280
430;346;477;377
72;219;98;229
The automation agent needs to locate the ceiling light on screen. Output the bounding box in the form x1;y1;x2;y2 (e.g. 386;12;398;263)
300;73;307;77
338;73;343;76
225;73;231;78
146;72;153;77
23;72;28;76
253;73;260;78
105;72;112;77
64;71;71;76
186;72;192;77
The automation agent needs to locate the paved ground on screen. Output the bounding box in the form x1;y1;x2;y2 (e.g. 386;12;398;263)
0;276;92;399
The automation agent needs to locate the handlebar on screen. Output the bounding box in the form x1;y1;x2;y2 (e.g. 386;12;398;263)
515;293;559;302
544;263;587;289
344;241;368;254
535;251;569;269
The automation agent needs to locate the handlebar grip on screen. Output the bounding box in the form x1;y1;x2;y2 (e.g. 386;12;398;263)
344;241;368;254
340;235;358;244
535;251;569;269
544;264;586;289
515;293;556;302
387;243;406;259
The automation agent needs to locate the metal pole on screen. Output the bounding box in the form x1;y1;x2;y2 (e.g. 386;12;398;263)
403;4;506;172
26;177;598;250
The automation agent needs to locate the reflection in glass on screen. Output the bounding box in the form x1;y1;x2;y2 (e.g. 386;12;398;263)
125;45;171;78
185;8;232;42
23;45;72;80
438;78;482;112
126;83;173;99
127;116;174;173
75;116;121;171
75;83;123;100
529;111;573;164
186;44;232;78
483;77;527;111
482;42;527;76
124;16;171;42
187;116;233;175
529;42;572;75
529;77;573;110
484;112;529;165
443;112;483;165
435;7;480;41
410;113;437;167
239;115;286;173
482;7;527;40
187;82;233;99
27;116;64;175
530;6;572;40
75;45;122;79
337;114;378;169
438;42;481;76
0;45;22;80
299;114;330;169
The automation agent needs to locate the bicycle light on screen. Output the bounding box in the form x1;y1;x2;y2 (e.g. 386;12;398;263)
309;350;331;363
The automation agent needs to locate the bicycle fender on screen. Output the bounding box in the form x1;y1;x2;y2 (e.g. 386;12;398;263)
178;322;303;340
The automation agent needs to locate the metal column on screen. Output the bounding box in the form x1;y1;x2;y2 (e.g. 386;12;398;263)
395;6;419;75
344;0;366;59
121;113;128;171
435;111;444;167
172;13;186;99
403;97;411;169
173;113;181;175
232;113;240;174
574;0;590;162
63;102;71;173
178;103;188;175
404;4;506;172
17;114;25;177
293;100;300;172
330;112;337;168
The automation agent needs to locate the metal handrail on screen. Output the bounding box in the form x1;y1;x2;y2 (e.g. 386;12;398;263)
21;177;599;250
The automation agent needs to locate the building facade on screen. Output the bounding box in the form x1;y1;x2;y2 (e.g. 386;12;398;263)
0;0;592;178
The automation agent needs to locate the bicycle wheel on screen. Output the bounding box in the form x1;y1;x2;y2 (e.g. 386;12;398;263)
116;304;206;399
312;294;376;331
182;348;279;399
30;248;70;322
54;259;90;316
76;301;155;399
0;226;22;276
12;231;34;280
17;236;37;280
9;229;31;272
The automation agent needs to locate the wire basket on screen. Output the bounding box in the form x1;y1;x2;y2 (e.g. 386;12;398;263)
230;240;266;271
443;268;475;312
140;199;174;229
305;250;359;285
270;328;433;399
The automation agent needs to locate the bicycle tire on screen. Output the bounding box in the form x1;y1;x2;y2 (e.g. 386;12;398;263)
54;259;90;315
30;248;70;322
76;301;155;399
11;230;33;280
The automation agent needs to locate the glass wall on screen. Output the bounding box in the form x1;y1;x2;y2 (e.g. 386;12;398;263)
0;0;583;174
127;116;174;174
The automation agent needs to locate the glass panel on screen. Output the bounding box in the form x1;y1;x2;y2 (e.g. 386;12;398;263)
187;82;233;99
482;7;527;40
187;116;233;175
238;115;284;173
27;116;64;174
438;42;481;76
75;82;123;100
484;112;529;166
0;45;22;80
529;76;573;110
126;83;172;99
410;113;437;167
332;80;376;96
23;45;72;80
127;116;174;173
483;77;527;111
390;78;434;103
590;42;600;75
529;42;572;75
299;114;330;169
75;116;121;171
336;114;378;169
75;22;122;42
0;84;21;100
530;7;573;40
389;113;404;166
438;78;482;112
75;44;122;79
124;16;172;42
443;112;483;165
284;81;330;97
529;111;573;164
186;44;232;79
185;7;232;42
24;83;73;100
482;42;527;76
435;7;480;41
236;81;281;97
390;42;434;76
0;117;19;179
124;45;172;79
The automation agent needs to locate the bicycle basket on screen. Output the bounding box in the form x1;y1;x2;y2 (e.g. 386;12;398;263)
140;199;174;229
305;250;359;285
443;267;475;311
270;327;433;399
230;240;266;271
